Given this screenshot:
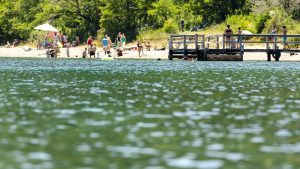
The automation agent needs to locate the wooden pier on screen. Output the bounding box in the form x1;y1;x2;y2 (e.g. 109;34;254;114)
168;34;300;61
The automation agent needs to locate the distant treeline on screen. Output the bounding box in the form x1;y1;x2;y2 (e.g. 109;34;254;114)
0;0;299;44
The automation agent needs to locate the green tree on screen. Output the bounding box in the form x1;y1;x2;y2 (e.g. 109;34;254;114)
147;0;179;28
35;0;102;40
100;0;140;41
0;0;41;43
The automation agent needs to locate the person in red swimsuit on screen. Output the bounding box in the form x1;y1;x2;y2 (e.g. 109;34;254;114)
87;36;93;46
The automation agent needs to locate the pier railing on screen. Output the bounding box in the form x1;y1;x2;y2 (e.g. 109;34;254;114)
168;34;300;61
213;34;300;51
169;34;205;50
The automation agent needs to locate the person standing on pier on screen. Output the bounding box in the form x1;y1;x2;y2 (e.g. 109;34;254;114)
271;25;277;41
237;27;243;49
180;19;185;32
224;25;233;48
270;25;277;49
281;26;289;49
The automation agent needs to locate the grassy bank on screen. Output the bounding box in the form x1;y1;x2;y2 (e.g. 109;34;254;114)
137;11;300;48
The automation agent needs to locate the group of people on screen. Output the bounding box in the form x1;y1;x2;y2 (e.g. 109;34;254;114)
37;32;72;50
270;25;289;49
224;24;289;49
2;39;19;48
36;31;152;58
137;41;151;57
82;32;127;58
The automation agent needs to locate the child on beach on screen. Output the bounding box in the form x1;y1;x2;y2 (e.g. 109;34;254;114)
82;48;87;58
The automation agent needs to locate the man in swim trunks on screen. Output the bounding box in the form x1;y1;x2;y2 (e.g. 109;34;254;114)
88;44;96;58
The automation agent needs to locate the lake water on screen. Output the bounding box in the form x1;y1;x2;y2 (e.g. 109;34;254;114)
1;58;300;169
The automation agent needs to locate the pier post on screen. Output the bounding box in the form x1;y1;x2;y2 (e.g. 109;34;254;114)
222;35;225;50
183;35;188;60
274;35;277;50
195;34;201;61
202;35;205;50
217;36;219;49
273;49;281;61
267;51;271;61
266;36;269;50
168;35;173;60
207;36;210;49
195;34;198;50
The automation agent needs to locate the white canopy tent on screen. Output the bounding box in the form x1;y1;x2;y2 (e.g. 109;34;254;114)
241;30;253;35
34;23;59;32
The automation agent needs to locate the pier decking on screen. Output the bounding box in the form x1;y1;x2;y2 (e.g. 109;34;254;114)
168;34;300;61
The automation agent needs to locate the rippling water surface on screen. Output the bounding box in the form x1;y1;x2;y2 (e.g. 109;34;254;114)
1;58;300;169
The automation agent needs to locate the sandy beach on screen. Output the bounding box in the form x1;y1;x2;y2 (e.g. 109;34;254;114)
0;46;168;60
0;46;299;61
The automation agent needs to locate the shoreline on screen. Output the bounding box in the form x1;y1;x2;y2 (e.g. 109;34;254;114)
0;46;299;61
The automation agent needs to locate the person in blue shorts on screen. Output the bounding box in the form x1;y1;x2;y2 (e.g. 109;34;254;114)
102;35;109;55
281;26;289;49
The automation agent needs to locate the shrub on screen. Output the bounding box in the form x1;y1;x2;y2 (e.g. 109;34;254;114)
255;13;270;34
225;14;257;33
162;19;179;34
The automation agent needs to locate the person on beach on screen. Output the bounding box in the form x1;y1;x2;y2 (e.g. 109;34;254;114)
63;35;68;47
88;44;96;58
115;32;122;48
75;36;80;46
282;25;289;49
180;19;185;32
87;36;93;46
12;39;19;47
59;33;64;47
145;42;151;51
36;40;42;50
121;33;126;48
54;32;59;45
224;25;233;48
53;46;59;58
66;43;70;57
43;37;48;49
102;35;109;55
5;41;11;48
82;48;87;58
107;36;112;54
93;44;97;57
137;41;143;57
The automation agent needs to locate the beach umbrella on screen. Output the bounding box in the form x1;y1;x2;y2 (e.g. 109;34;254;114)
34;23;59;32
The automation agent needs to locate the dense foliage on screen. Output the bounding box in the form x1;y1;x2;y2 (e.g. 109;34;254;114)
0;0;299;44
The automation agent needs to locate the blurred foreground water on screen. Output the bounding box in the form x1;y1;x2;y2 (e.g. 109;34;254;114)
0;58;300;169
